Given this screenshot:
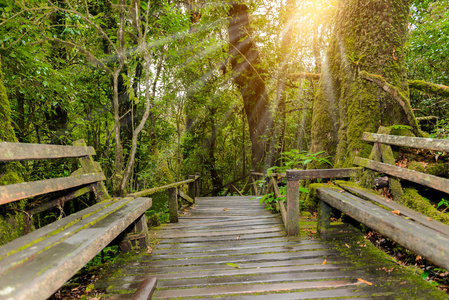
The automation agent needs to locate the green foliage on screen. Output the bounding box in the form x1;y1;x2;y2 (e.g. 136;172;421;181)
267;150;332;176
430;119;449;139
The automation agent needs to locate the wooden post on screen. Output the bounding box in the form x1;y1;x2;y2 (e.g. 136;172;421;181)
286;170;300;235
195;172;201;197
73;139;110;201
250;170;258;195
188;175;196;204
318;200;331;232
168;187;178;223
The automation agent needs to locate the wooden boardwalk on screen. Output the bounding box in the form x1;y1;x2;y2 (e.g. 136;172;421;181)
97;196;445;299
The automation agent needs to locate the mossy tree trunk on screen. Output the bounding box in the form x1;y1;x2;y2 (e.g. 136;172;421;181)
310;0;413;167
0;56;27;245
228;2;273;172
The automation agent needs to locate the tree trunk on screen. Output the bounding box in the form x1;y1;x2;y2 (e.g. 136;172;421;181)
310;0;413;167
228;2;273;172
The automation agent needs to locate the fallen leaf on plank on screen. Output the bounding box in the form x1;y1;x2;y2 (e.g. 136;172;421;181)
226;263;240;268
223;208;228;211
392;210;400;215
322;259;327;265
358;278;373;285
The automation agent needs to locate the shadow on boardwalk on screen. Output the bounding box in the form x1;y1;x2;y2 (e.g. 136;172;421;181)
96;196;447;299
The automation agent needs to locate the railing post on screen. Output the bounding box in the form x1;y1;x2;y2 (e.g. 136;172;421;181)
286;170;300;235
250;170;258;195
195;172;201;197
318;200;331;232
188;175;196;204
168;187;178;223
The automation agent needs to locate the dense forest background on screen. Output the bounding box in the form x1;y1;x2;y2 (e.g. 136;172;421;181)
1;0;449;241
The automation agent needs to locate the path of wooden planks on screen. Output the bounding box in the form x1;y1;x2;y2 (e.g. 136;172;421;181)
98;196;445;299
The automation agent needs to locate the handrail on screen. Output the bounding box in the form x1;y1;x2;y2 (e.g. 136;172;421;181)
129;178;196;198
129;175;200;223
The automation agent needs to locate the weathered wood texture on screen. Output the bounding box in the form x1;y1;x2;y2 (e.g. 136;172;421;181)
0;197;152;300
362;132;449;152
0;173;105;205
317;187;449;270
286;168;361;181
337;183;449;236
132;278;157;300
0;141;95;161
286;175;300;235
354;156;449;194
129;179;194;198
168;187;178;223
96;196;444;299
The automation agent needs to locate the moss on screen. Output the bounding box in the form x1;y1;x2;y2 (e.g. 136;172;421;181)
305;183;343;212
400;188;449;225
425;163;447;176
407;161;424;173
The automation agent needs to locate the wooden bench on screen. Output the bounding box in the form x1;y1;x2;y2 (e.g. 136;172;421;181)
281;128;449;271
0;140;152;300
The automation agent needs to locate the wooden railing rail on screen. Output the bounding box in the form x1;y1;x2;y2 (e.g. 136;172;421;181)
129;175;200;223
285;168;361;235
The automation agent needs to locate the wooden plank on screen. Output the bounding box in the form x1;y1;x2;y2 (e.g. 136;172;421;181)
157;270;371;288
132;278;157;300
151;243;332;260
153;280;357;299
0;173;105;205
0;201;112;259
353;156;449;194
338;183;449;237
279;201;288;228
27;185;94;215
362;132;449;152
0;197;134;274
317;187;449;270
286;168;362;181
286;172;300;235
129;179;194;198
149;227;282;239
0;142;95;162
178;189;194;204
152;240;325;255
134;257;352;274
142;250;339;267
0;197;152;300
153;232;285;244
144;263;352;280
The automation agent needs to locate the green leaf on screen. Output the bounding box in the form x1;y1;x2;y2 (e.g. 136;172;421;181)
299;187;309;193
421;270;430;279
226;263;240;268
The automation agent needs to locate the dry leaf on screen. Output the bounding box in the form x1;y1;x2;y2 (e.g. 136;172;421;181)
345;243;351;248
358;278;373;285
322;259;327;265
392;210;400;215
223;208;228;211
236;235;240;240
147;246;153;254
416;255;422;262
190;206;196;210
428;217;433;221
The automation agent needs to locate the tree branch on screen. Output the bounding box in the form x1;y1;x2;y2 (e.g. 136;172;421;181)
408;80;449;97
44;37;112;73
359;71;425;137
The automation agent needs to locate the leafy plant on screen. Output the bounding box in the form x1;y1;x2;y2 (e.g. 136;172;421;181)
430;119;449;139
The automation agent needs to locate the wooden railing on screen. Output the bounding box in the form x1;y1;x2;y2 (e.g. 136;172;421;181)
129;174;200;223
252;168;361;236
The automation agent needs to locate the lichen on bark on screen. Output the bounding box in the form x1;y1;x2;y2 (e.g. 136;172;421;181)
0;56;26;245
310;0;413;167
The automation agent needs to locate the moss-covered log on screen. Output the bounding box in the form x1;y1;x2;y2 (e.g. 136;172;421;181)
310;0;414;167
408;80;449;97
